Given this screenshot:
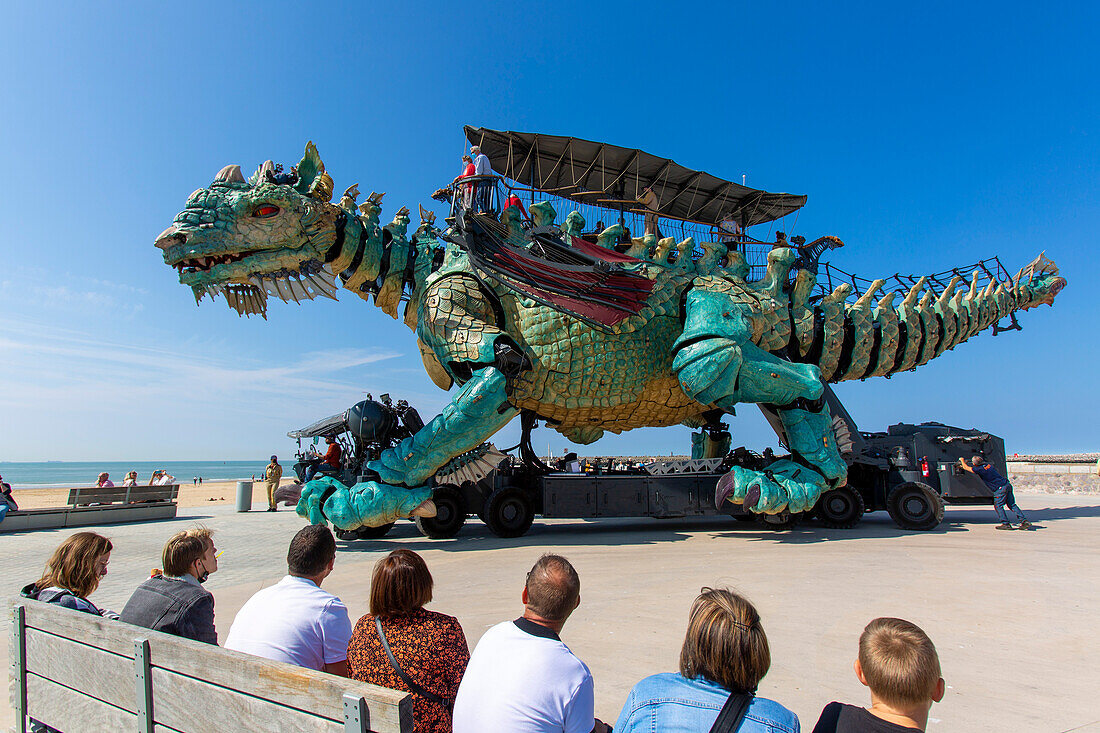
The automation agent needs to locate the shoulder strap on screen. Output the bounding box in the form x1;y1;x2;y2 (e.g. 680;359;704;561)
374;616;450;708
709;692;753;733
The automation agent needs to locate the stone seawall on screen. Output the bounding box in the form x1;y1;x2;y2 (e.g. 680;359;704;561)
1007;461;1100;494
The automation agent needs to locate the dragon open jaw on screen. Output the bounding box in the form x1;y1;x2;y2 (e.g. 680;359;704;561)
191;264;341;318
175;250;262;274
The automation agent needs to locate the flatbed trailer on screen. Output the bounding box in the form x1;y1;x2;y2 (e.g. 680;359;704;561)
287;390;998;541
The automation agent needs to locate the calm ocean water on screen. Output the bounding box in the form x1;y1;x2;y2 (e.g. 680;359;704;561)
0;461;272;489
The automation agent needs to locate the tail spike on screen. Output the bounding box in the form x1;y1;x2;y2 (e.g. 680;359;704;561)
854;279;885;308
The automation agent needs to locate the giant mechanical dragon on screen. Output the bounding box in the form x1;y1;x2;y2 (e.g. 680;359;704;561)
156;142;1066;530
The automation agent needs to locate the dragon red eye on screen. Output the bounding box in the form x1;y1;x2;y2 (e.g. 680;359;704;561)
252;204;280;218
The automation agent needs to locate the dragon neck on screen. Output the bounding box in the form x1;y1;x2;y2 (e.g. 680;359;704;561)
322;205;424;328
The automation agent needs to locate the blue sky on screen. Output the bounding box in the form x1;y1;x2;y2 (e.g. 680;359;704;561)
1;1;1097;461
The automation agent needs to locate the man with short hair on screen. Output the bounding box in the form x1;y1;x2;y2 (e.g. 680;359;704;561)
958;455;1032;530
452;554;609;733
225;525;352;675
813;617;945;732
120;528;219;644
265;455;283;512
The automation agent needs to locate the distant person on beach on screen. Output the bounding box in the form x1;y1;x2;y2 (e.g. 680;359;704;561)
0;477;17;522
122;471;138;487
265;456;283;512
21;532;118;618
615;587;798;733
96;472;114;488
812;618;944;733
957;455;1032;530
452;554;609;733
225;525;352;675
120;527;219;644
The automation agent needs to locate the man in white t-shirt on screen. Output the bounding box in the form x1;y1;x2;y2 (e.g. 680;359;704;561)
225;525;351;675
470;145;492;212
452;554;610;733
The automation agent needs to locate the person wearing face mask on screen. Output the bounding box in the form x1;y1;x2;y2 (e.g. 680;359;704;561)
120;527;219;644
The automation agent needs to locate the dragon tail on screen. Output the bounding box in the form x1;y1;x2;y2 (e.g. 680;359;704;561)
789;252;1066;382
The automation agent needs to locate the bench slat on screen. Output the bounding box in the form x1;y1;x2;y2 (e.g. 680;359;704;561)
25;674;139;732
15;600;413;733
150;667;344;732
24;627;137;712
143;624;413;731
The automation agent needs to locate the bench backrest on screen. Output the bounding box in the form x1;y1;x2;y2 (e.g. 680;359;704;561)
66;484;180;507
9;599;412;732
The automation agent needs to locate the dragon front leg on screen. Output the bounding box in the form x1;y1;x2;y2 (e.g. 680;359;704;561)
297;366;518;529
673;288;847;516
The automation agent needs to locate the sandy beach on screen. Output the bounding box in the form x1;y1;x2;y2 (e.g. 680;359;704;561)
11;479;296;511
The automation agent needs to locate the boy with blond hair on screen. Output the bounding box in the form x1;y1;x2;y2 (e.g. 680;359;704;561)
813;617;945;732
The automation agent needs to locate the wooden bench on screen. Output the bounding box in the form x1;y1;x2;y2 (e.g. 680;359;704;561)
0;485;180;533
9;599;413;732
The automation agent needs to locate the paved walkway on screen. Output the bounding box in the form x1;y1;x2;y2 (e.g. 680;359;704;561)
3;493;1099;732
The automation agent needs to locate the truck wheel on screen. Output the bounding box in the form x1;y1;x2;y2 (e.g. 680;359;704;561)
887;482;945;531
336;523;395;540
415;485;466;539
815;486;865;529
484;487;535;538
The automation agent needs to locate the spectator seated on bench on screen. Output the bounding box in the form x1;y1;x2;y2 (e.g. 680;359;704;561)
615;587;799;733
119;527;219;645
0;477;16;523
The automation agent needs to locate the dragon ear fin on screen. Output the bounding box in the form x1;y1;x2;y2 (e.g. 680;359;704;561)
295;142;325;194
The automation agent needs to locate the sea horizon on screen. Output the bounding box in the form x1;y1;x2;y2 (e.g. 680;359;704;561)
0;460;279;489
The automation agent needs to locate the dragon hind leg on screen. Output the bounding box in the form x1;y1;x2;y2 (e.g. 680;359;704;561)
673;289;846;515
297;365;518;529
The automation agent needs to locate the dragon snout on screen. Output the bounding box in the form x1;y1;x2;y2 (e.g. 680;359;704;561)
155;225;186;250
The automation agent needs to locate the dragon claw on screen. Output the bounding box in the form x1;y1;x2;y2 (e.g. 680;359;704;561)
295;475;433;529
716;459;828;515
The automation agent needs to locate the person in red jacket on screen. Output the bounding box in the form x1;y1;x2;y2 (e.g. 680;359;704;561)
304;437;343;483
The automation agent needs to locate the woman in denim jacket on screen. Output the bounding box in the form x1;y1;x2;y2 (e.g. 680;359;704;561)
615;587;799;733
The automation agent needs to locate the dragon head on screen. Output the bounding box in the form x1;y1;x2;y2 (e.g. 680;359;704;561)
155;142;343;317
1013;252;1067;310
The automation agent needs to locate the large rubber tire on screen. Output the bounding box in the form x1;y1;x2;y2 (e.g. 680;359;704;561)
336;522;395;540
886;482;945;531
815;485;866;529
415;485;466;539
484;487;535;538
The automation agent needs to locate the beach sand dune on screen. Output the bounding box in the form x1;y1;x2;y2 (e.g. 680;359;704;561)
11;479;296;511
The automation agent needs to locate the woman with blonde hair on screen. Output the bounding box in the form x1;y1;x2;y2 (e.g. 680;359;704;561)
346;549;469;733
615;587;798;732
21;532;118;619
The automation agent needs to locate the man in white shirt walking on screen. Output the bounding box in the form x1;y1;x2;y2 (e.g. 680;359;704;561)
225;524;351;675
452;554;610;733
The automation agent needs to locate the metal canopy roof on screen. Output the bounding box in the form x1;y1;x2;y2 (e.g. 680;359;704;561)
464;126;807;228
287;412;346;440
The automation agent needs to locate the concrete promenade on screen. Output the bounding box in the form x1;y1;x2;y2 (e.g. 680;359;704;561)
3;493;1098;732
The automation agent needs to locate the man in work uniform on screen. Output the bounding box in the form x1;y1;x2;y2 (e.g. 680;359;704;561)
265;455;283;512
958;455;1032;530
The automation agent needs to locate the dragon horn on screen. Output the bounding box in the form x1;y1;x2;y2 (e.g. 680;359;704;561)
214;164;245;183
